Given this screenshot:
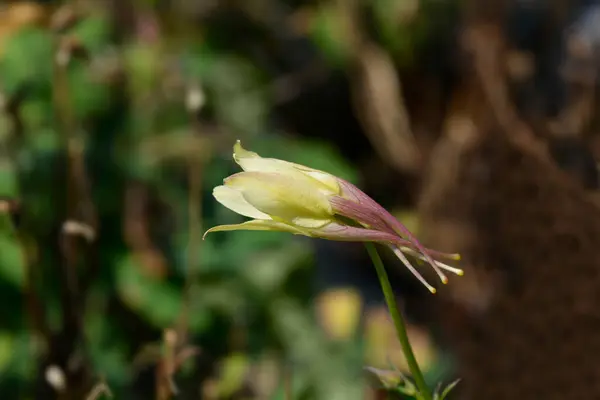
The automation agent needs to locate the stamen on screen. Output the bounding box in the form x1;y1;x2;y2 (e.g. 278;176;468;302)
421;253;448;284
391;238;461;262
428;251;461;261
396;247;453;284
400;247;464;276
433;261;464;276
434;267;449;284
391;246;437;294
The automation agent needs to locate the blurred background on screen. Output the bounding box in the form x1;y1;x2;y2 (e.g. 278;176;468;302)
2;0;600;399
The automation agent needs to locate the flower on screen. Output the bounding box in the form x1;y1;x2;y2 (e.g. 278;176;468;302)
204;140;463;293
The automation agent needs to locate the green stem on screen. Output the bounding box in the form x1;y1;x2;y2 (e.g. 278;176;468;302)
364;243;432;400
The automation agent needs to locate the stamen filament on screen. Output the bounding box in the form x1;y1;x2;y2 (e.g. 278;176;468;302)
396;246;447;283
391;246;437;293
430;262;449;284
391;239;461;262
432;260;464;276
400;247;464;276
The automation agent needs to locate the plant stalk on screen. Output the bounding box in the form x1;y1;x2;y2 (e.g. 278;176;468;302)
364;243;432;400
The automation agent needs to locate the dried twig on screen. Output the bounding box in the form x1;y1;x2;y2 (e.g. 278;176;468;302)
154;329;201;400
48;26;97;397
85;380;113;400
153;83;206;400
336;0;422;174
461;22;545;156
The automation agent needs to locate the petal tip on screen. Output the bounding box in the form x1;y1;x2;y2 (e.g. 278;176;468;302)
212;185;223;195
233;140;244;162
232;140;260;165
202;228;213;240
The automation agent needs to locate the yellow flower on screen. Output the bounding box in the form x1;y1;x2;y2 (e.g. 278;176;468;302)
204;141;462;293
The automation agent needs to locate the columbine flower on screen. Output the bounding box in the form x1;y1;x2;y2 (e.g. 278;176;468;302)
204;140;463;293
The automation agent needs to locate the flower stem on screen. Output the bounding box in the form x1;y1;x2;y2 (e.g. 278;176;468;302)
364;243;432;400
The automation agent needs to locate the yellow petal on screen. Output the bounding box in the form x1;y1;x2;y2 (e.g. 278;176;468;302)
203;219;307;239
233;140;340;194
225;171;334;224
292;165;339;193
290;217;332;228
233;140;296;174
212;185;270;219
233;140;261;160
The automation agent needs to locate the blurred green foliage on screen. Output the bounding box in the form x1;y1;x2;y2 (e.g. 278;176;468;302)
0;1;452;399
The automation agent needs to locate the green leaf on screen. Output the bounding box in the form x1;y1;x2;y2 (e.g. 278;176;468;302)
214;353;250;398
240;242;311;294
183;43;217;81
124;42;163;95
115;254;210;331
0;160;19;198
207;55;268;136
371;0;417;62
309;5;351;66
20;100;53;132
0;232;25;288
0;332;14;373
70;14;112;52
67;62;111;119
364;366;406;390
223;230;288;269
438;379;461;400
0;330;39;381
0;28;53;95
